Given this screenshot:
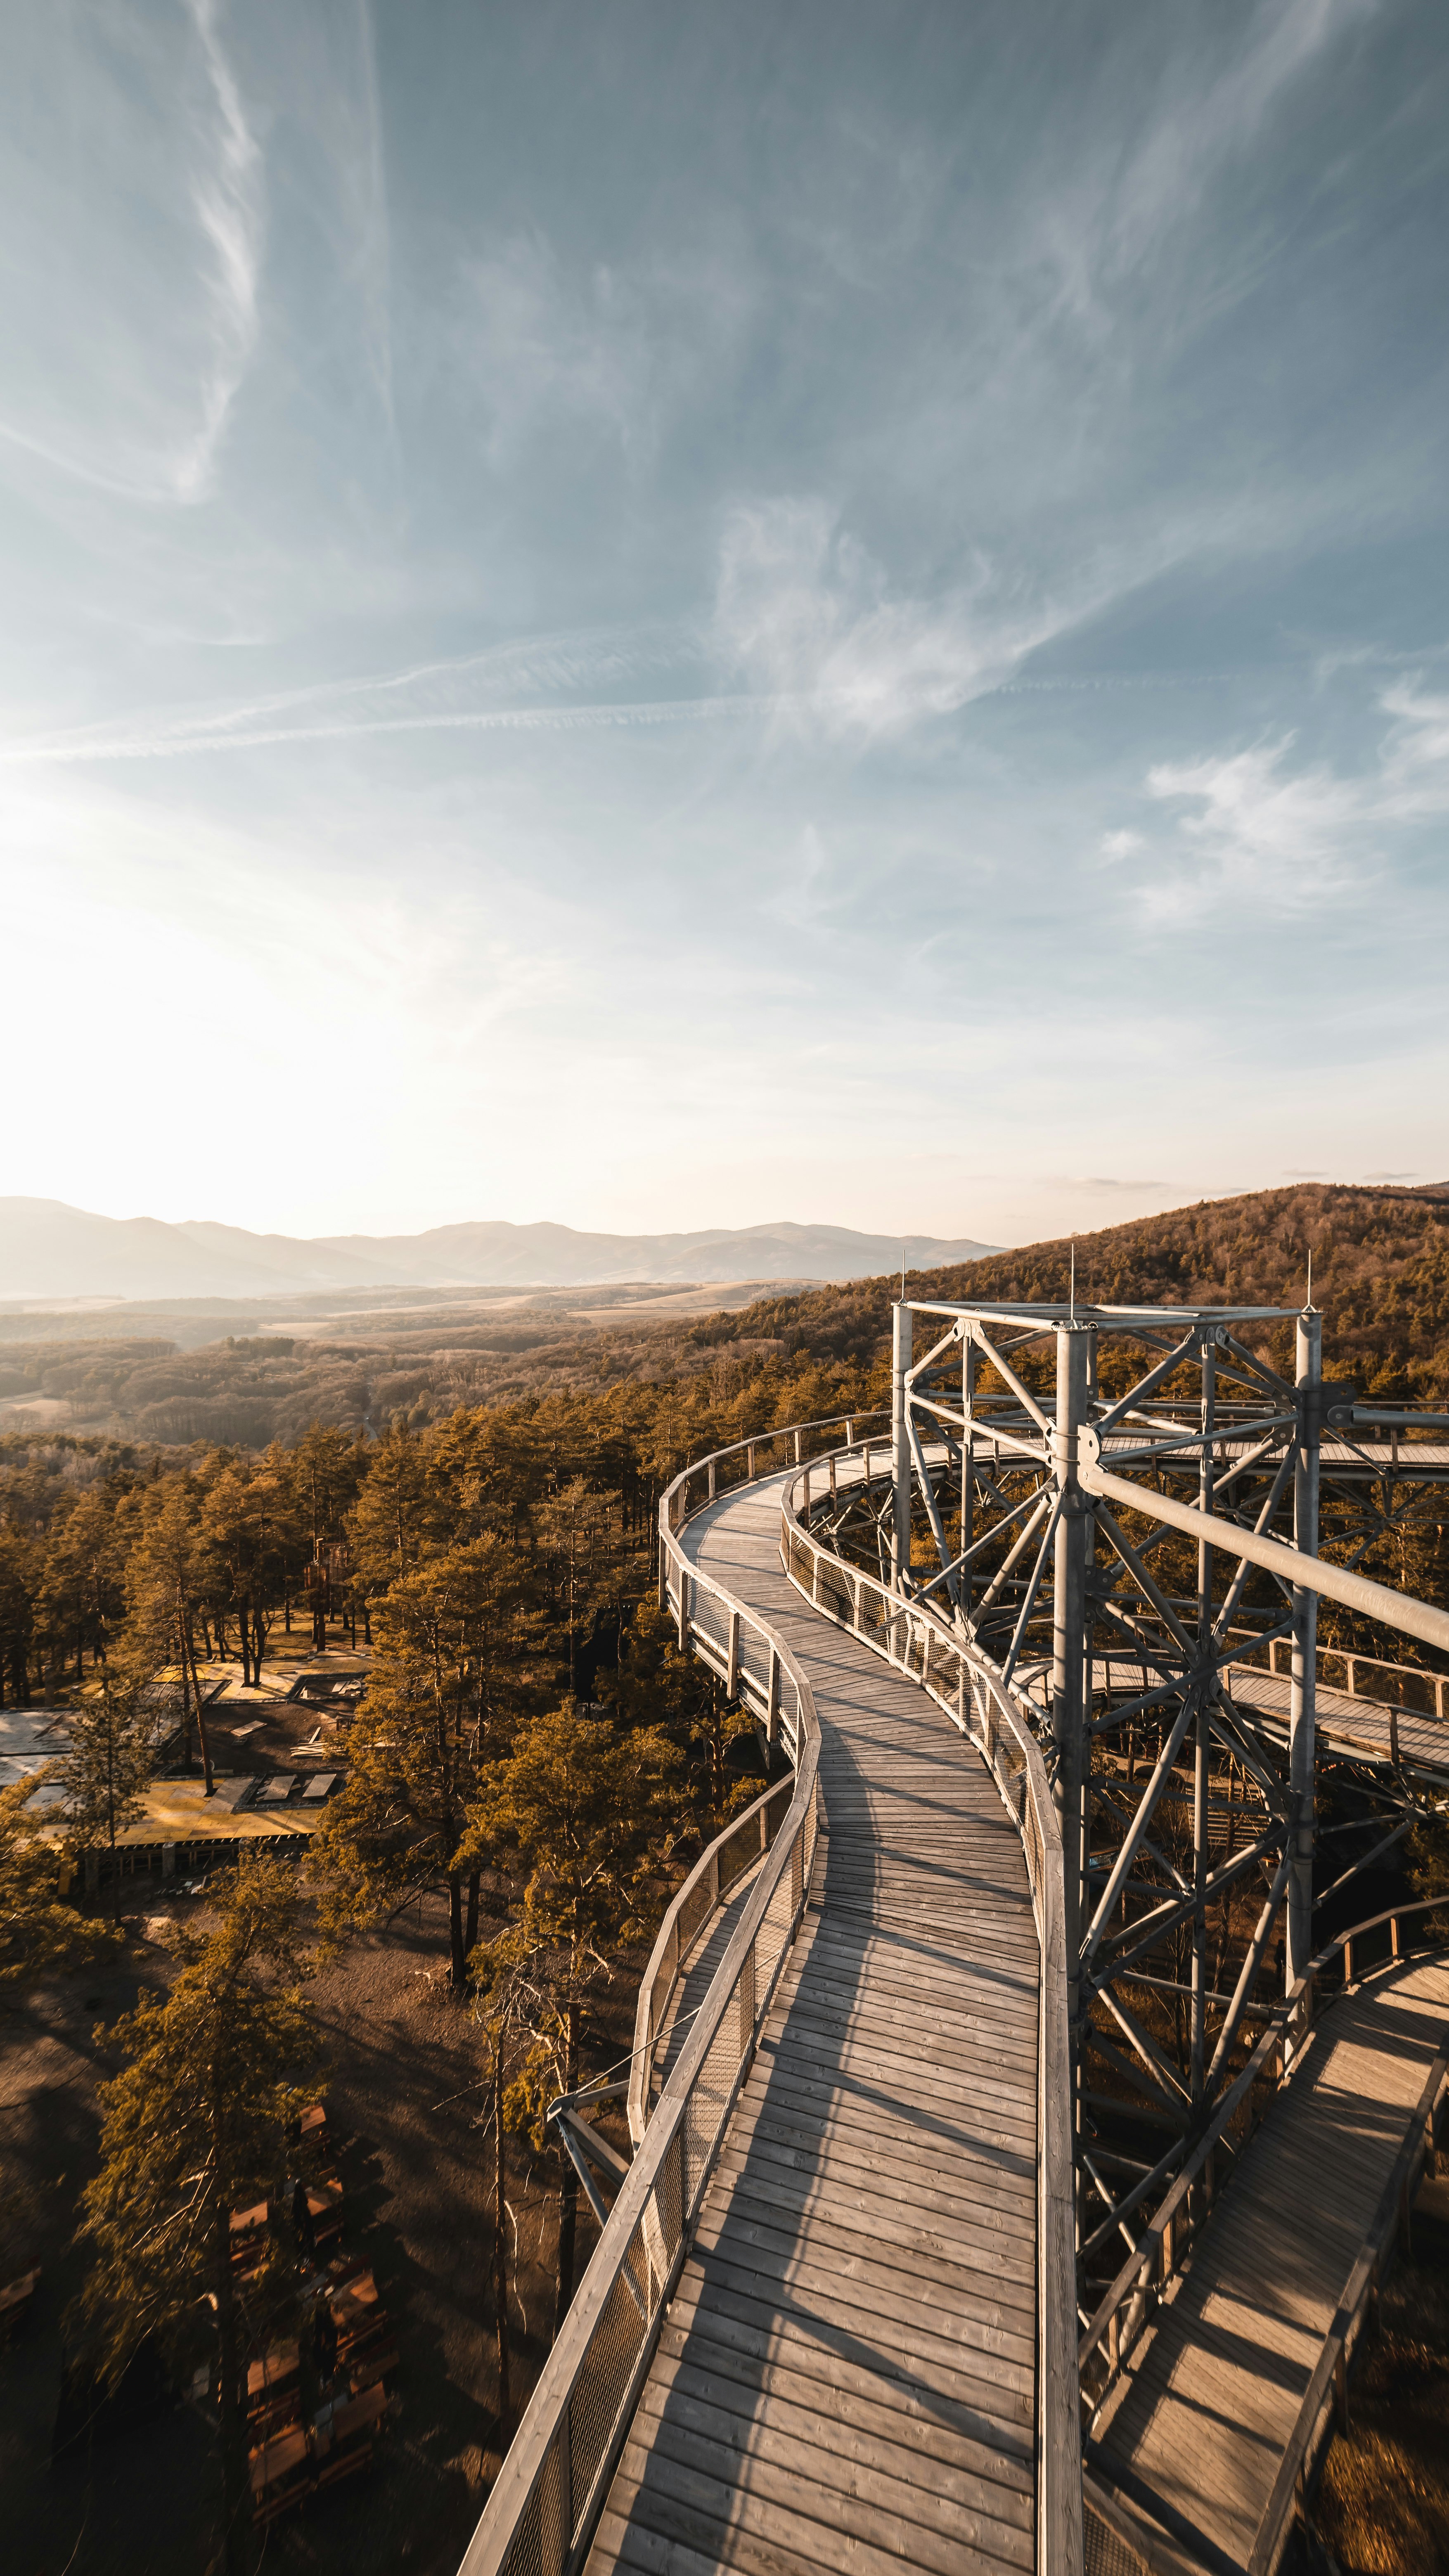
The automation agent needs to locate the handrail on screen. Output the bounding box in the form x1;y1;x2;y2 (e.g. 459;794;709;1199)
779;1440;1083;2576
662;1408;888;1538
459;1442;823;2576
1077;1893;1449;2423
1248;2029;1449;2575
626;1773;795;2149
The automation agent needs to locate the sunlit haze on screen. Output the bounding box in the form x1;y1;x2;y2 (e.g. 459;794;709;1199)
4;0;1448;1253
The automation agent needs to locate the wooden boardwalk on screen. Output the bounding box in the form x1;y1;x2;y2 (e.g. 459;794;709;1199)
1090;1954;1449;2571
587;1472;1041;2576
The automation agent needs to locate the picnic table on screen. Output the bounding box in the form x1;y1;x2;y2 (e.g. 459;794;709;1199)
313;2378;386;2489
305;2175;343;2249
249;2423;310;2522
246;2341;300;2411
327;2266;398;2384
230;2200;270;2279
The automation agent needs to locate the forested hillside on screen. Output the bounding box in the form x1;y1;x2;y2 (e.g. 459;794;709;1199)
5;1183;1446;1450
736;1182;1449;1402
4;1180;1446;1727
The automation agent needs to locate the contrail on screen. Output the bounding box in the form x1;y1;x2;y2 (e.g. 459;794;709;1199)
0;691;798;767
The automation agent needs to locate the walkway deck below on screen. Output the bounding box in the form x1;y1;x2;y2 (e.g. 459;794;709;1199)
1089;1954;1449;2571
587;1472;1041;2576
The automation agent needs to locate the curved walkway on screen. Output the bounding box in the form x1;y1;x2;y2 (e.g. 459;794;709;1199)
587;1472;1041;2576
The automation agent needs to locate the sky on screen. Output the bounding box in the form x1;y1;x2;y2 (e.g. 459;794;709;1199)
2;0;1448;1252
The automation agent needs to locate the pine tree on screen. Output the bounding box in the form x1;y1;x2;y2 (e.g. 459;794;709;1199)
201;1463;296;1690
59;1676;155;1911
284;1423;363;1648
314;1537;542;1983
612;1600;758;1828
36;1489;123;1684
460;1704;681;2327
122;1480;218;1788
0;1773;122;1985
75;1854;324;2574
536;1477;623;1695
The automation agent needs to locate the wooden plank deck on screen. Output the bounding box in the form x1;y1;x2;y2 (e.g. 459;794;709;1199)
1090;1953;1449;2570
587;1472;1040;2576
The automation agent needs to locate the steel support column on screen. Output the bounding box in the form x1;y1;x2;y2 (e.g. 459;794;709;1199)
1287;1307;1321;1996
1192;1341;1215;2104
1052;1325;1093;2036
892;1302;913;1589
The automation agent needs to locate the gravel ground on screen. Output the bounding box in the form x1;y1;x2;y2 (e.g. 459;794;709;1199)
0;1874;629;2576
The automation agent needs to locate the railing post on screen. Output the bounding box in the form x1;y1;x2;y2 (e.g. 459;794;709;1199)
892;1302;912;1587
738;1943;757;2062
793;1428;803;1465
1288;1306;1321;1998
829;1451;836;1503
767;1649;780;1745
707;1459;716;1501
677;1569;689;1653
726;1610;740;1702
1053;1324;1093;2059
747;1442;756;1479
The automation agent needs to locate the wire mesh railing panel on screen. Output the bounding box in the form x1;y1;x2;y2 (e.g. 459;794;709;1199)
717;1832;754;1895
682;1976;747;2200
561;2258;652;2538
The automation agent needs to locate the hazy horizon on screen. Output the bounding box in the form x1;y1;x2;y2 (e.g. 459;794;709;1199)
5;2;1448;1244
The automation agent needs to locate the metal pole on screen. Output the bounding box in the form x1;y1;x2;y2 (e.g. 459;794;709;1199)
1052;1326;1092;2041
961;1335;976;1629
1192;1342;1216;2105
892;1303;913;1590
1287;1309;1321;1998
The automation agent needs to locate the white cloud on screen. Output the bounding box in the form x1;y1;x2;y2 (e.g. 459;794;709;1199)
0;0;263;506
1043;0;1379;324
711;496;1053;742
174;0;264;502
1118;677;1449;926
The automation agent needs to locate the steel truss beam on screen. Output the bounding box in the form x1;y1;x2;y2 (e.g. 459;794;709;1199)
851;1295;1449;2307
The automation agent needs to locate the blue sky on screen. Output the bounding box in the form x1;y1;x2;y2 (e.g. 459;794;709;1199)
2;0;1447;1248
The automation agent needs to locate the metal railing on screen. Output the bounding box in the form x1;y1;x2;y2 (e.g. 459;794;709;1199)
1247;1631;1449;1721
1077;1894;1449;2439
626;1773;796;2150
458;1444;824;2576
780;1440;1082;2576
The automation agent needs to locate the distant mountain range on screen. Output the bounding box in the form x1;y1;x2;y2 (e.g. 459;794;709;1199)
0;1199;1001;1302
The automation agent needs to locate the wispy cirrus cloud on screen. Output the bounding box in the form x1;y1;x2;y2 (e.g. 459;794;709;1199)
174;0;264;502
711;496;1063;742
0;0;263;506
1122;680;1449;926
